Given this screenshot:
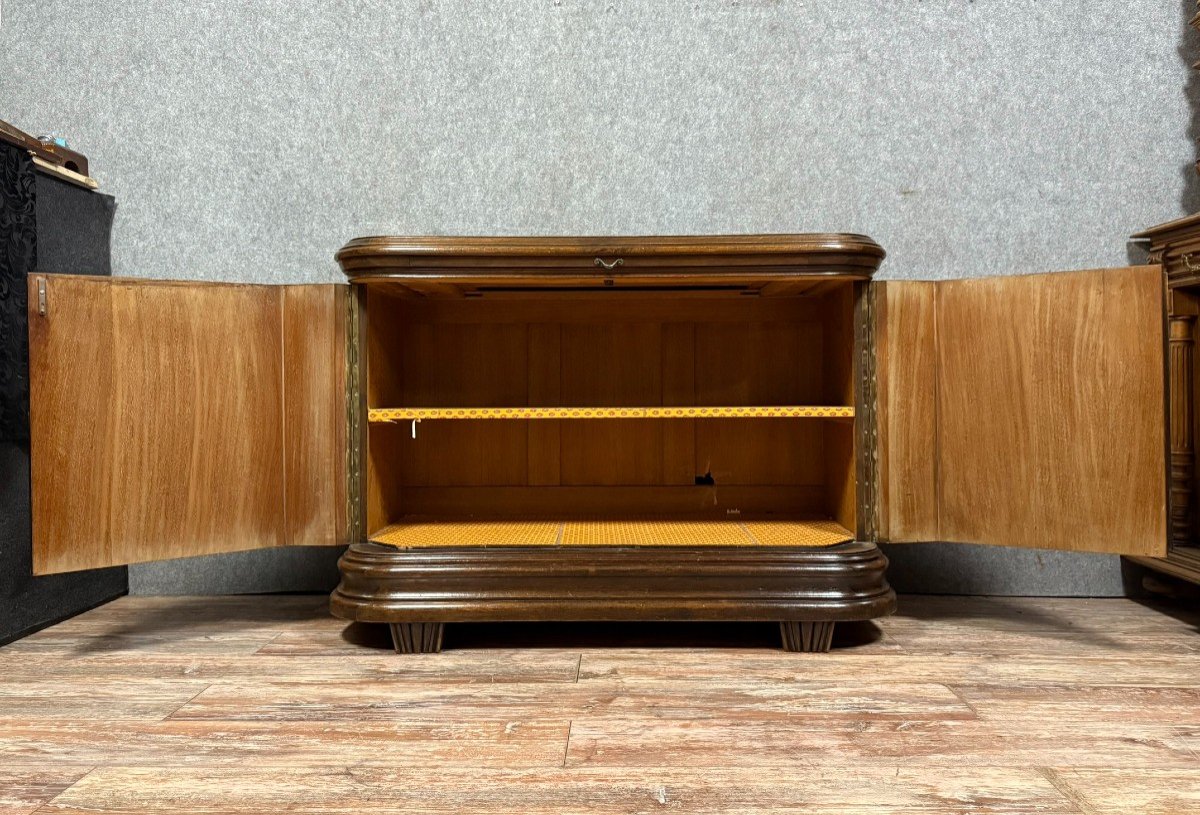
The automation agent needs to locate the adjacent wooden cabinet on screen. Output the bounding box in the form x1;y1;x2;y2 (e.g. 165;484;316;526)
1126;214;1200;588
0;137;126;646
24;235;1171;651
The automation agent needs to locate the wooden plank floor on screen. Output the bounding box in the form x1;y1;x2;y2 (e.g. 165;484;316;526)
1;596;1199;814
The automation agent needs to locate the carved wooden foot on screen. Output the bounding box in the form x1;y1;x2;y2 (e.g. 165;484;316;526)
388;622;444;654
780;621;835;653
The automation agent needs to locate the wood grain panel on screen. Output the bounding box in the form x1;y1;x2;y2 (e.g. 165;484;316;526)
28;276;285;573
28;276;345;573
559;324;663;485
281;285;348;547
693;321;826;488
935;266;1167;555
398;485;827;517
526;323;561;486
365;302;531;503
823;286;856;530
660;323;696;485
382;421;529;487
399;321;529;406
694;419;825;486
396;320;529;486
389;293;833;326
825;418;857;532
874;281;940;542
823;283;857;406
693;321;824;405
364;288;403;534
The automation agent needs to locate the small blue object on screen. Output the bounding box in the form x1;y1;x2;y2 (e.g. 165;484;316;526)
37;135;70;148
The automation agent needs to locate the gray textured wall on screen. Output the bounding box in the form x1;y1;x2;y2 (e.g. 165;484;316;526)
2;1;1194;595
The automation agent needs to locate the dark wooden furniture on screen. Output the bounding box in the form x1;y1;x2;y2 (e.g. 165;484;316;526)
0;139;125;645
330;235;893;653
21;235;1174;652
1125;214;1200;589
0;118;95;189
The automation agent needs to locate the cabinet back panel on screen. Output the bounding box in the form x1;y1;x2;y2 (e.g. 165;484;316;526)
367;292;852;411
380;421;530;487
694;322;825;404
558;323;665;485
400;322;529;406
695;419;826;486
396;485;829;518
560;419;668;486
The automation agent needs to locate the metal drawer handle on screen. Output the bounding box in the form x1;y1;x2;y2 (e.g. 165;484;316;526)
594;257;624;270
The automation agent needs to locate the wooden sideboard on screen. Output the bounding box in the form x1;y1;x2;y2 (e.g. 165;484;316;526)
22;235;1173;651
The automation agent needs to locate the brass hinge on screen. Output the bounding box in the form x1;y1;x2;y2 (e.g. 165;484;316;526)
36;276;47;316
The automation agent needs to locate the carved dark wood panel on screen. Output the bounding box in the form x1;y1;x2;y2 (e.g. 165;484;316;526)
0;142;36;443
0;140;126;646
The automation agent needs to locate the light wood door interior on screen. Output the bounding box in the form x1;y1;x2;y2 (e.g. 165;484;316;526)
362;284;859;546
28;276;348;574
876;266;1168;556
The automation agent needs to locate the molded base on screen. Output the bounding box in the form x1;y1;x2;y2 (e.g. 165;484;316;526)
330;541;895;652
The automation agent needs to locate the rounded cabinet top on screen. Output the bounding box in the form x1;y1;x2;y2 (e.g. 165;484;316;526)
335;234;885;294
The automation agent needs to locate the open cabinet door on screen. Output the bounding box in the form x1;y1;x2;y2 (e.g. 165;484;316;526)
28;275;349;574
875;266;1168;556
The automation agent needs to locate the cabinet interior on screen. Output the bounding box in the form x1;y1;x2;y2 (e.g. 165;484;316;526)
361;281;859;548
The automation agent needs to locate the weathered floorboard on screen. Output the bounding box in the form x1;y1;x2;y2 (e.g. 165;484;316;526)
0;766;93;815
36;765;1082;815
0;720;569;769
167;679;975;722
0;595;1195;814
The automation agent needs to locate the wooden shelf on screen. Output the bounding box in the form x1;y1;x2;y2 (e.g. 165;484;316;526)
369;517;855;549
369;406;854;422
